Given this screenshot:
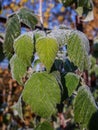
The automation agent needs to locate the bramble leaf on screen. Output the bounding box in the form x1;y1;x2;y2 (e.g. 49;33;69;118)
17;7;38;29
36;37;59;72
65;72;80;96
74;86;97;129
67;31;90;71
23;72;61;118
14;33;34;65
3;14;20;59
48;28;71;47
33;30;46;42
10;54;27;85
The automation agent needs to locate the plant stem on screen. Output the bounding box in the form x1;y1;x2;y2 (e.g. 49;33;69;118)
39;0;43;24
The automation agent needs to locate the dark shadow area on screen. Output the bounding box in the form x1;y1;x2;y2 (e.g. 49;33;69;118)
0;36;5;62
88;110;98;130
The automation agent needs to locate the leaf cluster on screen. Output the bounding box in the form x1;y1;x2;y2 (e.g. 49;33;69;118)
3;7;98;130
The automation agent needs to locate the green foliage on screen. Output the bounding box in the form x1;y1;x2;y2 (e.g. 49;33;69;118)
48;27;72;47
75;30;90;53
4;6;98;129
59;0;93;21
50;71;61;84
3;7;38;59
36;37;59;72
67;31;90;71
35;121;54;130
89;55;98;76
17;7;38;30
10;54;27;85
74;86;97;129
89;55;96;68
4;14;21;59
89;64;98;76
33;30;46;42
23;72;61;118
94;65;98;76
14;33;34;66
65;72;80;97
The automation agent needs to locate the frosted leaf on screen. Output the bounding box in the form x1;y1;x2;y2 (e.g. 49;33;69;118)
36;37;59;72
74;86;97;129
22;72;61;118
14;33;34;66
48;28;72;47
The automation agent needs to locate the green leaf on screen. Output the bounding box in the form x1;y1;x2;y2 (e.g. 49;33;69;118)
67;31;90;71
3;14;20;59
74;86;97;129
50;71;63;91
48;28;72;47
35;121;54;130
76;7;83;17
65;72;80;97
36;37;59;72
14;33;34;65
89;55;97;75
50;71;61;83
10;54;27;85
17;7;38;29
33;30;46;42
12;95;24;121
94;65;98;76
23;72;61;118
89;55;96;68
76;30;90;53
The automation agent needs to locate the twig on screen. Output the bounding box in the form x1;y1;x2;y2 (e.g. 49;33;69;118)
39;0;43;24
